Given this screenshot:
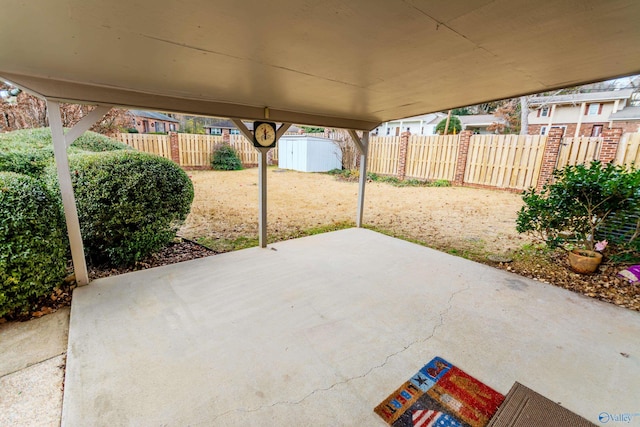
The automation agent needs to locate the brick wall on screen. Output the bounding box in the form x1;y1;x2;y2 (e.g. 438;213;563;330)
397;131;411;180
169;132;180;164
612;121;640;134
453;131;473;185
600;128;623;164
536;127;564;190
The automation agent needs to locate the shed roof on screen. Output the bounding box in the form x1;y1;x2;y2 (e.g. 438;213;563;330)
1;1;640;130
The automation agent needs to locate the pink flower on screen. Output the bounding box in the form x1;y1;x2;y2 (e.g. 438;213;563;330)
595;240;608;252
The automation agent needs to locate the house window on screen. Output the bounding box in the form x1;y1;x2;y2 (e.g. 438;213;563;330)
209;128;222;135
142;120;149;133
591;125;603;137
386;128;390;135
586;103;601;115
230;129;240;135
169;124;175;131
540;107;550;117
540;126;547;135
156;122;165;133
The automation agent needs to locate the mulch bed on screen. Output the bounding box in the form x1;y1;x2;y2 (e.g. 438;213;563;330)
88;238;215;280
489;250;640;312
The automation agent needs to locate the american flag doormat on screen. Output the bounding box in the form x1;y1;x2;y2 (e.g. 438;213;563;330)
374;357;504;427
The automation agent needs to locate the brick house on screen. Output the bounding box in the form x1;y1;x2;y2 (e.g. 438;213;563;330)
128;110;179;133
608;106;640;133
527;89;637;137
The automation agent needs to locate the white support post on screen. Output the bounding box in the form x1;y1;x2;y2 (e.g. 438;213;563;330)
258;147;268;248
230;119;292;248
47;100;111;286
348;130;369;228
230;119;253;141
63;106;111;147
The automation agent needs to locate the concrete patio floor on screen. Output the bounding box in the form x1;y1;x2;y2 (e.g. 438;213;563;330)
63;228;640;426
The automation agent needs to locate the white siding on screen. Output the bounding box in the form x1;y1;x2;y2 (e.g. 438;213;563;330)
278;136;342;172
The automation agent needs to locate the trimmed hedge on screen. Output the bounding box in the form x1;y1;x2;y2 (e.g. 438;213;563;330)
45;151;194;265
0;146;54;178
0;128;131;178
0;172;67;317
0;127;131;152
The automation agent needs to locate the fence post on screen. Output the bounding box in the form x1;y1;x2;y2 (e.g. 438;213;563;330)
600;128;623;164
398;131;411;180
536;127;564;190
453;131;472;185
169;132;181;165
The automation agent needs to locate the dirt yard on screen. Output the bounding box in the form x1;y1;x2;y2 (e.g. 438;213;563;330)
180;168;528;256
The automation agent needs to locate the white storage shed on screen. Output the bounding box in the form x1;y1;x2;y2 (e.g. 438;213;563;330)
278;136;342;172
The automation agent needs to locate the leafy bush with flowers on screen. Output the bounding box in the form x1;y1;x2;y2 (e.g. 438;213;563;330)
516;161;640;259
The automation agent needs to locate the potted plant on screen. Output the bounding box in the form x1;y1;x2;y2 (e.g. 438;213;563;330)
517;161;640;274
566;240;606;274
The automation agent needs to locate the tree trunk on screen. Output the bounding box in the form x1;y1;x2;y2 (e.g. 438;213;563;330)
519;96;529;135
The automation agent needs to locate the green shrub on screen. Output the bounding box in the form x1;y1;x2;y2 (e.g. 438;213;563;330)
69;131;132;152
516;161;640;254
211;143;243;170
430;179;451;187
0;128;130;178
45;151;194;266
0;146;54;178
0;127;131;152
0;172;67;317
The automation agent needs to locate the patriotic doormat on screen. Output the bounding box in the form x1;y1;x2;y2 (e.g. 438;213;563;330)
374;357;504;427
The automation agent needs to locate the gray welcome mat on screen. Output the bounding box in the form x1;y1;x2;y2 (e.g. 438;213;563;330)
488;382;596;427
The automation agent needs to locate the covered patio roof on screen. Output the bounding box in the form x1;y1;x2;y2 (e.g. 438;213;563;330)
2;0;640;130
1;1;639;286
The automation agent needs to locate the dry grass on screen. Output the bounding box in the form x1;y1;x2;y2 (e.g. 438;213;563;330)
180;168;528;256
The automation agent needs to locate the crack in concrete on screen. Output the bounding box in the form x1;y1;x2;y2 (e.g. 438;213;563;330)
203;285;471;424
0;352;67;380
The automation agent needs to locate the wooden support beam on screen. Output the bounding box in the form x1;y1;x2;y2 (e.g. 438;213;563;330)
231;119;292;248
47;102;87;286
64;105;111;147
258;147;269;248
47;101;111;286
276;123;292;139
349;130;369;227
230;118;253;141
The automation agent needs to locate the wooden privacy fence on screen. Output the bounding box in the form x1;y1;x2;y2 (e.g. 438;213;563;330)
615;133;640;167
406;135;458;181
229;134;281;166
117;130;640;191
117;133;171;159
464;135;546;190
556;137;602;168
116;133;278;167
179;134;223;167
368;136;400;176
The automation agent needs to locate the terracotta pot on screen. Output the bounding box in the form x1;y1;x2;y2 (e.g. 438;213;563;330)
568;249;602;274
